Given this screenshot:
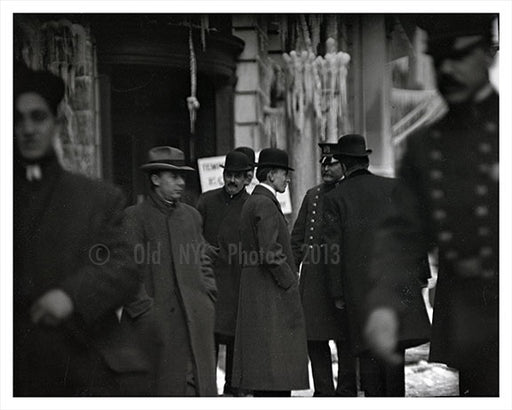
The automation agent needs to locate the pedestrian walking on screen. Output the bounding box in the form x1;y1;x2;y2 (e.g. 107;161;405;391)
365;14;499;397
14;65;140;396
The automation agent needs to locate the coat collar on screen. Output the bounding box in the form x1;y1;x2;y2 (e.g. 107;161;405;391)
252;184;283;213
148;188;180;216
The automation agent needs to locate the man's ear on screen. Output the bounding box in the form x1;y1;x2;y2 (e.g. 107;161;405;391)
150;173;161;187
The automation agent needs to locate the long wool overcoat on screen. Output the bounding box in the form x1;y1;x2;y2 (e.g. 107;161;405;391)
14;157;140;396
196;187;249;337
324;170;431;355
231;185;309;391
123;191;218;396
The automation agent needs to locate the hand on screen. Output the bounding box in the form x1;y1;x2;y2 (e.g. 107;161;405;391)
334;298;345;310
364;307;402;366
30;289;74;326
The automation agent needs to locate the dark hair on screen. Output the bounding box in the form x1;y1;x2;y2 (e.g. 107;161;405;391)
256;167;273;183
336;155;369;170
14;65;65;116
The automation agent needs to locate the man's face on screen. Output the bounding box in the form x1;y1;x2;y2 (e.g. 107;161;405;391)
223;170;246;196
269;168;290;194
14;92;58;160
152;170;186;202
244;169;254;187
321;160;343;184
433;42;492;105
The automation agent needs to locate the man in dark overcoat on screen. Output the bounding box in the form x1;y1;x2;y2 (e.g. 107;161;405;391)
123;146;217;396
365;14;499;397
291;143;357;396
196;150;252;396
14;66;141;396
324;134;431;397
232;148;309;396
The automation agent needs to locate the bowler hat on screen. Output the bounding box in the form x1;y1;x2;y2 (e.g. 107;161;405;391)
416;14;497;57
234;146;256;167
140;146;195;172
221;151;253;172
333;134;372;158
257;148;294;171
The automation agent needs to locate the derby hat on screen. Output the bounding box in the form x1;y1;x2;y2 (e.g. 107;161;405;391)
234;146;256;167
333;134;372;157
221;151;253;172
257;148;294;171
140;146;195;172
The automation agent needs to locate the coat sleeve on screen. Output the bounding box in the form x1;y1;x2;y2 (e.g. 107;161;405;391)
254;199;297;290
323;192;345;300
367;168;432;314
290;193;308;268
59;188;139;326
195;211;218;303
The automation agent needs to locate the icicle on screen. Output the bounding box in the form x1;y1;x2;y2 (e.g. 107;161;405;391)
187;25;200;134
200;15;209;51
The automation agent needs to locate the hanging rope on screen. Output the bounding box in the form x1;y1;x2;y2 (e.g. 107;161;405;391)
187;25;200;134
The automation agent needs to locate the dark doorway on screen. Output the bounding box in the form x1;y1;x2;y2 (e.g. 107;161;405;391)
109;64;216;205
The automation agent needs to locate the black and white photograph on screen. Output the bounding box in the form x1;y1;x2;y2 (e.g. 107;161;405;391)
1;2;511;410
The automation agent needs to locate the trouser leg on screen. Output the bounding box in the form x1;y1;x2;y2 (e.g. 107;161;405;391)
359;350;405;397
307;340;335;396
334;340;357;396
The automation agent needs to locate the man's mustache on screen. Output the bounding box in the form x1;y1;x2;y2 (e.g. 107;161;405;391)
438;75;463;91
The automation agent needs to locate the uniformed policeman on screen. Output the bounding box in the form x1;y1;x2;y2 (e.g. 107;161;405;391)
291;143;358;396
365;14;499;396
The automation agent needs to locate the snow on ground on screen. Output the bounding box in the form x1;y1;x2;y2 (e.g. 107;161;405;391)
216;342;458;397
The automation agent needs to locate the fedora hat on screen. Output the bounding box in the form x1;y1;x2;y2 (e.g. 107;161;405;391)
140;146;195;172
221;151;253;172
257;148;294;171
234;146;256;167
333;134;372;158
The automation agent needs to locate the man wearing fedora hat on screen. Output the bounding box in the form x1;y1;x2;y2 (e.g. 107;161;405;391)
365;14;499;396
122;146;217;396
323;134;431;396
232;148;309;396
290;143;358;396
196;150;253;396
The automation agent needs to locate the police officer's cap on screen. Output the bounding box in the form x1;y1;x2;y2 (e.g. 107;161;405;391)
416;14;497;58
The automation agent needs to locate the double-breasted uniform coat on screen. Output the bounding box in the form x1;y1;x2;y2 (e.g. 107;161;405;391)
291;182;357;396
14;156;141;396
370;91;499;395
123;190;218;396
291;183;346;340
232;185;309;391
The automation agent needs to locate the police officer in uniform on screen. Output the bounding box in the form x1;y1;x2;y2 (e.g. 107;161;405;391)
365;14;499;396
291;143;357;396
